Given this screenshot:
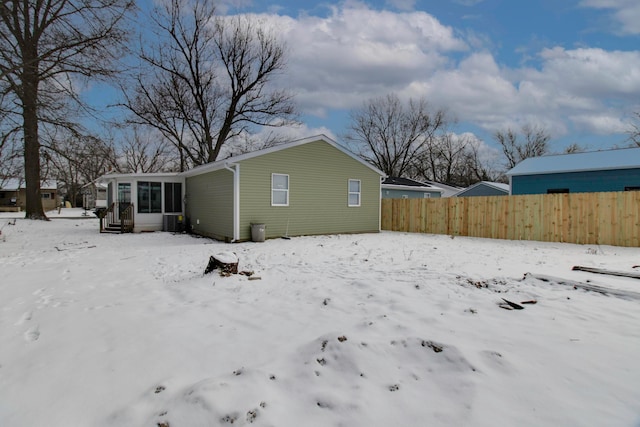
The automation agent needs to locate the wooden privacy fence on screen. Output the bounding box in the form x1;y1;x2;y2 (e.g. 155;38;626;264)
381;191;640;247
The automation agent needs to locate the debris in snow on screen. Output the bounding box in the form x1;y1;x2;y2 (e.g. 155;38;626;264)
572;265;640;280
521;300;537;305
500;298;524;310
154;385;165;394
421;340;443;353
337;335;347;342
246;409;258;423
389;384;400;392
54;244;96;251
526;273;640;301
247;276;262;281
204;252;238;275
220;413;238;424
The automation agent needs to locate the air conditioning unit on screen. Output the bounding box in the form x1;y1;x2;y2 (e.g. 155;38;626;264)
163;214;182;232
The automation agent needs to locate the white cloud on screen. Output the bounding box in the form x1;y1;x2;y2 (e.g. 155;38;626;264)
245;3;640;145
264;3;467;113
580;0;640;34
569;114;629;134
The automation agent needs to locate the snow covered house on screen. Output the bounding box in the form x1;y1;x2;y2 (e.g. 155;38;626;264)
381;177;444;199
98;135;385;240
0;179;58;212
507;147;640;195
454;181;509;197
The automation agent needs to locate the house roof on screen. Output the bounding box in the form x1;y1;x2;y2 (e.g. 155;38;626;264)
0;179;57;190
180;135;386;178
455;181;509;196
507;147;640;176
381;177;444;193
98;172;180;181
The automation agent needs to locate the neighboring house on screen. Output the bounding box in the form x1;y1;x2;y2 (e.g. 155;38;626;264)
381;177;443;199
507;147;640;195
81;180;108;209
97;135;385;240
0;179;58;211
182;135;384;241
423;180;463;198
455;181;509;197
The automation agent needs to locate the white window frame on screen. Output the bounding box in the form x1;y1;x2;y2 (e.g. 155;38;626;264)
348;179;361;207
423;193;431;198
271;173;289;206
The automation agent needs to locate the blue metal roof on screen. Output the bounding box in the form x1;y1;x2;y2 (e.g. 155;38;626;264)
507;147;640;176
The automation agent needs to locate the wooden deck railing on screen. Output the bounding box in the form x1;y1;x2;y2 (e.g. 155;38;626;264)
120;204;134;233
99;202;134;233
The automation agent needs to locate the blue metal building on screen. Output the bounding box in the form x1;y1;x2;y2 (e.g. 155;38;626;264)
507;147;640;195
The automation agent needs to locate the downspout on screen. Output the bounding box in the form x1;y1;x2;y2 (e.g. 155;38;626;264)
224;162;240;242
379;175;386;232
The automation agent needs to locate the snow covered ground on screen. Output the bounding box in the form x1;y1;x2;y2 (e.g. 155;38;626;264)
1;209;639;426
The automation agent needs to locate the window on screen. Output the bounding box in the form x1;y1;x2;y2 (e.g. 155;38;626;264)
138;181;162;213
41;193;51;199
164;182;182;213
348;179;361;206
624;186;640;191
272;174;289;206
423;193;431;198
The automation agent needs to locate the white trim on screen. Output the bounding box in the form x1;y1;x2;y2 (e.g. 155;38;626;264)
180;135;386;178
348;179;361;207
224;162;240;242
271;173;289;207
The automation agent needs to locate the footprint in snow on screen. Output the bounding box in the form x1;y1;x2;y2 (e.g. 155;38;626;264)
24;325;40;342
15;311;32;325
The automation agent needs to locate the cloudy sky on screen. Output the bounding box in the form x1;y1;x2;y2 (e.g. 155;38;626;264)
206;0;639;153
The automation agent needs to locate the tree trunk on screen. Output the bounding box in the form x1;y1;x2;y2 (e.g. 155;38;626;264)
22;49;46;220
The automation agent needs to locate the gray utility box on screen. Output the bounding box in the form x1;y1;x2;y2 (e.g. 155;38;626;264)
250;223;266;242
163;214;183;232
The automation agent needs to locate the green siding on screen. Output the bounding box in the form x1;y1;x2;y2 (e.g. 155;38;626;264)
185;169;234;240
237;140;381;240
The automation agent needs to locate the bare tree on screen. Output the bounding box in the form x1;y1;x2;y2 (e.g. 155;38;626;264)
42;131;117;207
122;0;297;170
494;124;550;170
626;111;640;147
346;93;448;177
117;127;177;173
0;0;134;219
410;132;499;187
0;91;22;186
